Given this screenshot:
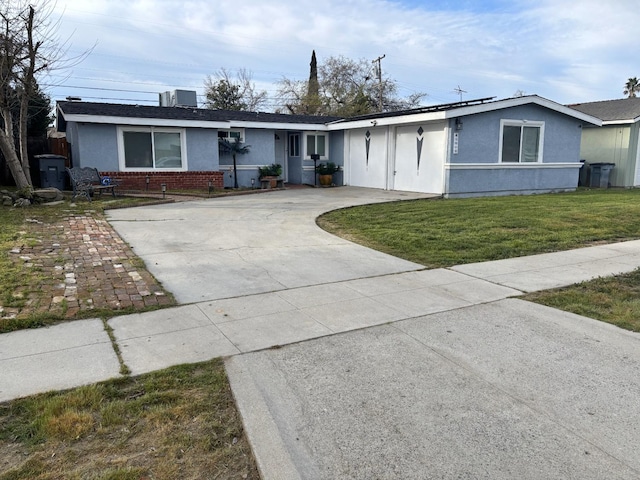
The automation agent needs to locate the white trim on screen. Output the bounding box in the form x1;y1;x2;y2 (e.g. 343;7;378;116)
446;162;582;170
117;126;188;171
499;119;545;163
601;117;640;125
62;113;332;131
217;128;245;143
303;132;329;160
66;114;229;129
328;95;602;130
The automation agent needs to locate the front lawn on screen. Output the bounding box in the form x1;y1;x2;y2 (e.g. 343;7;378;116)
317;189;640;268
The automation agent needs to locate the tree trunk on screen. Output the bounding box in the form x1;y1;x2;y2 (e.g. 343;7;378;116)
18;93;33;185
0;128;30;189
232;153;238;189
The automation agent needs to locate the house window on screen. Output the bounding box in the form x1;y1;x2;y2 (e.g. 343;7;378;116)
305;133;327;159
289;133;300;157
218;128;244;142
500;120;544;163
119;127;186;170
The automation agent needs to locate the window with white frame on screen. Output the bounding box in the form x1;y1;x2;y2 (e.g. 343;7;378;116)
289;133;300;157
500;120;544;163
217;128;244;142
119;127;186;170
305;133;327;159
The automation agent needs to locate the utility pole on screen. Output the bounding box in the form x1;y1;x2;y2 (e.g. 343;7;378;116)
373;54;385;112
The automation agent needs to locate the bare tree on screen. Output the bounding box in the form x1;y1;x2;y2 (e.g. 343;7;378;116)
204;68;267;111
277;53;426;117
0;0;90;189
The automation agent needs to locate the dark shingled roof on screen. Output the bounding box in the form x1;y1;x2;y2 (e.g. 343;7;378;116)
57;101;343;125
568;98;640;122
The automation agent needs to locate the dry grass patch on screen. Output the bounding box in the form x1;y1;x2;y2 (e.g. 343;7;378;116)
0;359;259;480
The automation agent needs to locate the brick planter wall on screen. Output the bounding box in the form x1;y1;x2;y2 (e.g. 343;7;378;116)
100;171;224;191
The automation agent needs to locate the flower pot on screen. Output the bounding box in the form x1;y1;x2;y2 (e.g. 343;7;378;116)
318;174;333;187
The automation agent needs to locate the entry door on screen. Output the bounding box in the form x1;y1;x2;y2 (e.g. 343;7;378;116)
275;133;287;182
393;123;446;193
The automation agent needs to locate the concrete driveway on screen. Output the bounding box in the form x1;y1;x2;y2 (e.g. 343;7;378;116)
107;187;435;303
105;187;640;479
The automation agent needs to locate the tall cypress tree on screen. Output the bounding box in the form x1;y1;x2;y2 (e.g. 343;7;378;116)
306;50;321;114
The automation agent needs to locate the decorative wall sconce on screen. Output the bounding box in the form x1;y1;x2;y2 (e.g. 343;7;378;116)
251;178;255;188
455;118;463;131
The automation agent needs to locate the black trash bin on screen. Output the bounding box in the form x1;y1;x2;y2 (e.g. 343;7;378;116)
35;154;67;190
589;162;615;188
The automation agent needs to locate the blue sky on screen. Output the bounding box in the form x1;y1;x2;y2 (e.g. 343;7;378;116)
43;0;640;109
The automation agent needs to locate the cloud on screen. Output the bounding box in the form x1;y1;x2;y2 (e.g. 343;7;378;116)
45;0;640;107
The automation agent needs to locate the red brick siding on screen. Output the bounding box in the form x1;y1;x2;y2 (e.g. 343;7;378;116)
100;171;224;190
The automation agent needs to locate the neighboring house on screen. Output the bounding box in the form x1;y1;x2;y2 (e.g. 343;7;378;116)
569;98;640;187
56;93;600;197
331;95;601;197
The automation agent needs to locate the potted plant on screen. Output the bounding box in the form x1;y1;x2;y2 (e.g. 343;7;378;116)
258;163;283;188
315;162;339;187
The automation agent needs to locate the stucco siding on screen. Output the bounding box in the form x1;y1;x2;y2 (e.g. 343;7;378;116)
449;104;583;165
219;128;275;187
75;123;119;170
186;128;219;170
445;165;580;198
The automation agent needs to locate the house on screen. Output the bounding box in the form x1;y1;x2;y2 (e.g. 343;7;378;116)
331;95;601;197
56;93;601;197
56;97;342;190
569;98;640;187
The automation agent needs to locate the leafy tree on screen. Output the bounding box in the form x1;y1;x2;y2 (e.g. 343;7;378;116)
277;53;426;117
204;68;267;111
623;77;640;98
218;137;250;189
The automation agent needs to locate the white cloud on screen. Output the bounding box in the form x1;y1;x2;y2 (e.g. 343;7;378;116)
43;0;640;107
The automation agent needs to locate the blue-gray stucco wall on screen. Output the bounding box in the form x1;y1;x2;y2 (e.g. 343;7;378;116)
74;124;119;170
329;131;345;185
187;129;219;170
449;104;583;164
68;123;221;172
444;104;584;197
219;129;275;188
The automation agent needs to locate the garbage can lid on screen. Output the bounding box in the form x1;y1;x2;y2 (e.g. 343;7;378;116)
34;154;67;160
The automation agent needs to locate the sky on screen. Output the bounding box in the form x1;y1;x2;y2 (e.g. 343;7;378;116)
40;0;640;110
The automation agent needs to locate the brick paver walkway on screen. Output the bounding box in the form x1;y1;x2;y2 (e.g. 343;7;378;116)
4;213;172;320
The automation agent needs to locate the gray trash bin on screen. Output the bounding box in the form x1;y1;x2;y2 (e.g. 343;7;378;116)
35;154;67;190
589;162;615;188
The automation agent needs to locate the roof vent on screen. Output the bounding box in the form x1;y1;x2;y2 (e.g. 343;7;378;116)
159;90;198;108
66;96;82;102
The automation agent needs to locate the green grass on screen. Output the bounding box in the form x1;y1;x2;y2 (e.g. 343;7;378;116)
524;269;640;332
317;189;640;268
0;359;259;480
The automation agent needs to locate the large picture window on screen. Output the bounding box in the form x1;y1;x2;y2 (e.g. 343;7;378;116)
305;133;327;159
119;128;186;170
500;120;544;163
